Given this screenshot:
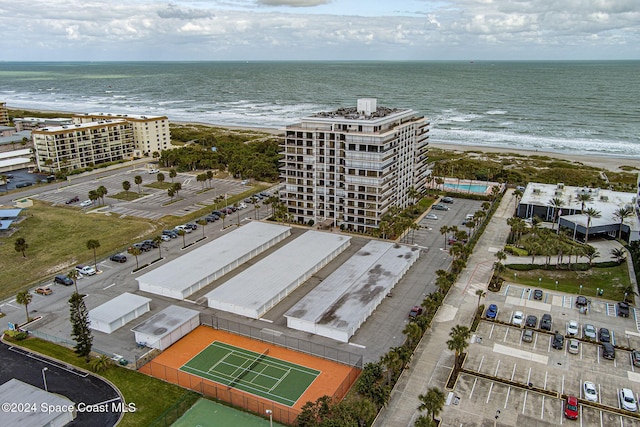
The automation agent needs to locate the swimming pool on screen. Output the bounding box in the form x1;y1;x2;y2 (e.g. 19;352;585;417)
443;182;488;193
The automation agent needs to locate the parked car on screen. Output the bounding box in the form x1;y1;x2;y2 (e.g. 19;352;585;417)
425;213;438;220
602;342;615;360
142;239;159;248
583;381;598;402
525;315;537;328
633;350;640;368
432;204;449;211
174;225;192;233
409;306;423;319
238;203;247;209
54;275;74;286
564;395;579;420
65;196;80;204
576;295;588;307
522;329;534;343
162;230;178;238
512;311;524;327
567;320;579;336
583;324;597;340
598;327;611;343
161;234;171;241
540;314;552;331
441;197;454;203
185;223;198;230
204;214;219;222
533;289;543;300
110;254;127;263
552;332;565;350
129;242;150;252
35;286;52;295
212;210;223;217
568;339;580;354
618;301;630;317
486;304;498;319
79;200;92;207
75;265;96;276
619;388;638;412
148;168;160;174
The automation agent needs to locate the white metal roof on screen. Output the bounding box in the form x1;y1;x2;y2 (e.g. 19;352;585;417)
136;221;291;294
207;231;351;315
131;305;199;338
0;379;74;425
89;292;151;323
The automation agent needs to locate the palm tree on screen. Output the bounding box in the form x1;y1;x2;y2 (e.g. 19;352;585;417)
67;269;80;293
418;387;446;423
583;207;601;243
611;247;626;264
447;325;471;370
169;168;177;183
548;197;563;229
407;186;419;205
513;189;523;212
440;225;450;247
44;158;54;173
122;180;131;196
403;321;423;347
177;228;186;248
613;206;633;241
167;187;175;201
583;245;600;266
157;172;165;185
88;189;99;205
577;192;593;212
172;182;182;198
0;174;7;192
86;239;100;272
16;290;33;324
96;185;107;205
206;170;214;188
475;289;486;310
414;415;436;427
134;175;143;193
153;235;163;259
128;246;142;269
14;237;28;257
198;219;207;238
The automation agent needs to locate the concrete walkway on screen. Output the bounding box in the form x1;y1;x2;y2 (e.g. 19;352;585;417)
373;189;519;427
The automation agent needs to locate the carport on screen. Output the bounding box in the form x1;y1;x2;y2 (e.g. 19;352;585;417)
88;292;151;334
136;221;291;299
206;231;351;318
0;379;75;426
131;305;200;350
285;240;420;342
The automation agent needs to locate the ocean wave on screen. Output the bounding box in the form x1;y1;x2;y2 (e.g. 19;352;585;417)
486;110;507;115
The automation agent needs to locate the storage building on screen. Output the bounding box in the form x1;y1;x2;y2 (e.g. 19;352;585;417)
131;305;200;351
88;292;152;334
0;379;75;427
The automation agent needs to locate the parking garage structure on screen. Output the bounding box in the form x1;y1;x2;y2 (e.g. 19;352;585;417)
136;222;291;300
206;231;351;319
285;240;420;342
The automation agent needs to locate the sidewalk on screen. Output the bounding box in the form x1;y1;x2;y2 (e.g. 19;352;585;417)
373;190;517;427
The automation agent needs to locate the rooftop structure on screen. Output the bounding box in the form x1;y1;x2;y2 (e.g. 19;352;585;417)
131;305;200;350
280;98;429;234
137;222;291;300
285;240;420;342
206;231;351;319
0;148;32;173
0;379;75;426
88;292;152;334
0;208;23;230
13;117;73;131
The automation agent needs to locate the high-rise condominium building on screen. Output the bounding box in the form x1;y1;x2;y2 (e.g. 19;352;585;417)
73;113;172;157
32;119;134;172
0;102;9;126
280;98;429;233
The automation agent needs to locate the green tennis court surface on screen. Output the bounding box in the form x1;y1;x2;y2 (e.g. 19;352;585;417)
180;341;320;407
171;398;285;427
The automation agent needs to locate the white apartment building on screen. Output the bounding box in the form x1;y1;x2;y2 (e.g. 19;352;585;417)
32;119;134;172
73;112;172;157
0;102;9;127
280;98;429;233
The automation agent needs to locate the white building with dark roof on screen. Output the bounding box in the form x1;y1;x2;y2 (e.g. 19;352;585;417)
280;98;429;233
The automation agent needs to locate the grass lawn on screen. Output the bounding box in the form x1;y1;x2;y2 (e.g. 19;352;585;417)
0;200;155;298
110;191;145;201
7;337;199;427
502;262;632;302
145;182;173;190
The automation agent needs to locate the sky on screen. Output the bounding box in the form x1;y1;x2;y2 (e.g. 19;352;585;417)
2;0;639;61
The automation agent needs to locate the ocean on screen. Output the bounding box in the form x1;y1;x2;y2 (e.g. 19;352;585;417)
1;61;639;158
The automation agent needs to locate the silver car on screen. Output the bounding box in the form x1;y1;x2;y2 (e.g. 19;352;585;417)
583;324;597;340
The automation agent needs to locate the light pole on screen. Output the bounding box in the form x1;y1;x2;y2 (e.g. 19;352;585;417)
579;284;583;295
266;409;273;427
42;367;48;392
555;280;558;291
494;409;500;427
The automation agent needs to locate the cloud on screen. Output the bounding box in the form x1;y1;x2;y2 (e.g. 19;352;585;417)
256;0;332;7
157;4;215;20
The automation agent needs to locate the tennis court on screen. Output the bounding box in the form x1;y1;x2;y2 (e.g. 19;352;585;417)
180;341;320;407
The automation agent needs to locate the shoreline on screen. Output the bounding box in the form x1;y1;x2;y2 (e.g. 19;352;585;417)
9;106;639;172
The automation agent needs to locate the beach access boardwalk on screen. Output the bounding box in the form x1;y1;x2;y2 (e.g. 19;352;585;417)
373;190;517;427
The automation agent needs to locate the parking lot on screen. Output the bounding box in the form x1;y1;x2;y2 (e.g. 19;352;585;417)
443;283;640;426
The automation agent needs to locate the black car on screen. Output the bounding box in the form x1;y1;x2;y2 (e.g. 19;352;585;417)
602;342;615;360
576;296;588;307
185;223;198;230
54;275;74;286
441;197;454;203
65;196;80;204
212;210;223;217
533;289;543;300
162;230;178;238
110;254;127;263
599;328;611;343
540;314;552;331
552;332;565;350
525;315;538;328
204;214;218;222
618;302;630;317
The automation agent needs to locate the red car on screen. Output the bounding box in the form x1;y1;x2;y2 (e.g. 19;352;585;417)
409;306;423;318
564;395;579;420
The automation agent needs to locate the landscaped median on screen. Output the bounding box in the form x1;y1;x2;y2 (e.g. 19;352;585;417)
3;335;199;427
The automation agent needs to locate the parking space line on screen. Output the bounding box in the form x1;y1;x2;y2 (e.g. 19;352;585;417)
493;343;549;364
494;359;501;376
504;284;510;295
504;327;509;342
486;382;494;404
562;375;565;394
541;395;545;419
489;323;495;340
523;389;528;414
478;354;485;372
469;377;478;399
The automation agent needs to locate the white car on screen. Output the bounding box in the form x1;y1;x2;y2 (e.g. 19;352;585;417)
619;388;637;412
160;234;171;241
512;311;524;326
567;320;579;336
426;213;438;220
583;381;598;402
75;265;96;276
568;339;580;354
148;168;160;174
174;225;192;233
79;200;92;207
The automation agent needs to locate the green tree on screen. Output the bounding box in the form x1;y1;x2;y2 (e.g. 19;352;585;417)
122;180;131;196
96;185;107;205
16;290;32;324
67;269;80;293
206;170;214;188
197;173;206;190
583;207;601;243
128;246;142;269
88;189;99;205
169;168;177;182
88;354;114;373
611;247;626;264
447;325;471;370
167;186;175;201
134;175;143;193
86;239;100;272
577;192;593;212
176;228;186;248
475;288;486;310
198;219;208;239
69;292;93;362
156;172;165;185
14;237;28;257
414;415;436;427
548;197;563;229
172;182;182;197
0;174;8;192
418;386;446;423
614;206;633;241
153;235;163;259
403;321;423;348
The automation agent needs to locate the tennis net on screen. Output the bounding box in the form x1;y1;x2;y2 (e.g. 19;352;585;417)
227;348;269;389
